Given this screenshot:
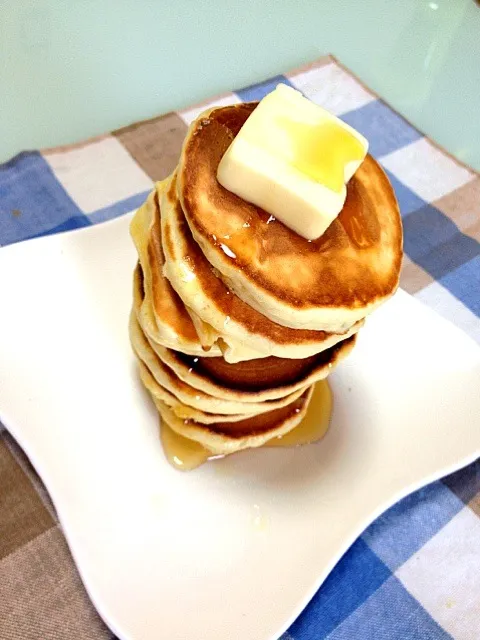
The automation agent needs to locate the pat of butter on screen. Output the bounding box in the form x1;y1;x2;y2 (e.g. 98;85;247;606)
217;84;368;240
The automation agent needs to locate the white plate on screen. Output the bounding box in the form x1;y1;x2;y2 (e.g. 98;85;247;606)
1;215;479;640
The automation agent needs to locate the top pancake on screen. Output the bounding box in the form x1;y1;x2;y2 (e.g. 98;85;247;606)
177;103;403;332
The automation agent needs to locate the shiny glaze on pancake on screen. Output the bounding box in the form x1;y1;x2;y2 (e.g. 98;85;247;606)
178;103;403;329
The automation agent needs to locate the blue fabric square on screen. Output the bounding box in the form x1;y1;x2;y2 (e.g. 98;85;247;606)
0;152;88;246
340;100;422;158
287;539;391;640
403;205;480;281
442;458;480;505
326;576;452;640
362;481;464;571
382;169;427;217
440;255;480;317
235;74;293;102
89;190;151;225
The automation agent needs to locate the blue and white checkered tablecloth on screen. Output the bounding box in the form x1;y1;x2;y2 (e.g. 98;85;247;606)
1;55;479;640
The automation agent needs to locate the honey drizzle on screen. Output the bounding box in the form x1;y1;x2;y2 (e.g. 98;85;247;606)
160;381;333;471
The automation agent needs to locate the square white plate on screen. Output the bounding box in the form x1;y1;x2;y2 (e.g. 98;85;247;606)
0;215;479;640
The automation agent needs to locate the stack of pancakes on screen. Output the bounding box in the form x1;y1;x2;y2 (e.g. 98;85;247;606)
129;103;402;459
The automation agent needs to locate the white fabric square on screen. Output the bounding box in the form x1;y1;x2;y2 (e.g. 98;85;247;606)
381;138;474;202
179;93;240;126
45;137;153;214
415;281;480;345
396;507;480;638
289;62;374;115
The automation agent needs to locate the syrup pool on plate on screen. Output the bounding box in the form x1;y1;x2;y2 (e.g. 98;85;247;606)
160;422;212;471
160;380;333;471
265;379;332;447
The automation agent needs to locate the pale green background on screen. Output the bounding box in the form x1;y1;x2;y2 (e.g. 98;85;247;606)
1;0;479;169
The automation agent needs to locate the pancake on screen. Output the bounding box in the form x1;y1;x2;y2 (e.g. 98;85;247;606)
132;259;357;401
130;187;222;357
129;311;309;416
153;386;313;455
131;185;267;362
177;103;403;332
161;174;363;361
146;326;355;402
138;361;284;424
184;306;220;350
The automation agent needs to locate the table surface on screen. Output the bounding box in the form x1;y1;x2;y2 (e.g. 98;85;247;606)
1;0;479;170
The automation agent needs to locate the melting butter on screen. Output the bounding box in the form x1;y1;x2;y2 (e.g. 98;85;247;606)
217;83;368;240
283;117;365;194
160;380;333;471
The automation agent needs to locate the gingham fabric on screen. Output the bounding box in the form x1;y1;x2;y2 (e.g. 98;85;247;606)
0;56;479;640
